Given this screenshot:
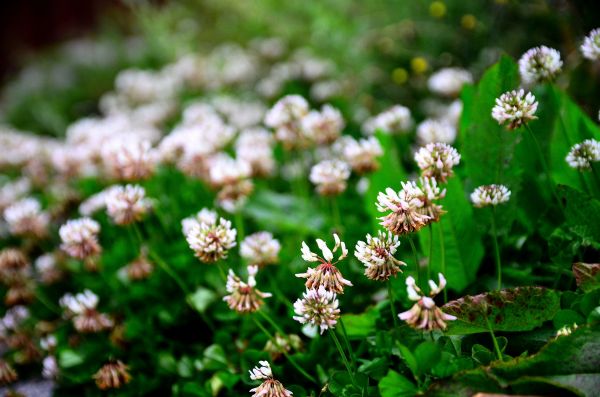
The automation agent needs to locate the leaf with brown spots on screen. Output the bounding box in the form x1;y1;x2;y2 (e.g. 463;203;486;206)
572;263;600;292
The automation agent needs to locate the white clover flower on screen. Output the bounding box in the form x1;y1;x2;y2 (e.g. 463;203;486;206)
335;136;383;174
59;218;102;260
60;289;113;333
301;104;345;145
470;185;511;208
416;119;457;145
181;208;218;236
416;177;447;222
42;356;58;379
3;197;49;238
40;335;57;352
223;265;272;314
491;89;538;130
399;274;456;331
354;231;406;281
309;159;351;196
427;68;473;97
376;184;431;235
581;28;600;61
264;95;309;149
565;139;600;170
240;232;281;266
105;184;152;225
78;186;119;216
0;305;29;331
207;154;252;188
362;105;413;135
101;138;158;181
293;286;340;334
414;142;461;182
519;46;562;86
235;127;275;177
297;233;352;294
249;361;292;397
0;177;31;212
185;217;237;263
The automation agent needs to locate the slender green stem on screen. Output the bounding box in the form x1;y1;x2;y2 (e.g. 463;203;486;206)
388;280;399;328
490;207;502;290
216;262;227;281
257;309;288;339
484;314;503;361
427;225;433;285
234;210;245;243
330;329;355;385
34;288;61;315
252;316;317;384
148;251;190;295
407;235;420;284
524;124;561;208
338;317;356;370
437;225;447;303
330;197;343;233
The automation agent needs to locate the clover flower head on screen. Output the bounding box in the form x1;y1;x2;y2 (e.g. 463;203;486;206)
125;250;154;281
309;159;351;196
470;184;511;208
427;67;473;97
101;138;158;181
297;233;352;294
208;154;252;188
93;360;132;390
354;231;406;281
235;127;275;177
249;361;292;397
59;218;102;259
519;46;562;86
414;142;460;182
264;95;310;149
0;248;30;284
417;119;457;145
376;185;431;235
60;289;113;333
565;139;600;170
335;136;383;174
399;273;456;331
301;104;345;145
105;184;152;225
416;177;447;222
216;179;254;213
185;217;237;263
581;28;600;61
181;208;218;236
362;105;413;135
224;265;272;314
42;356;58;379
241;231;281;266
3;197;49;238
492;89;538;130
293;286;340;334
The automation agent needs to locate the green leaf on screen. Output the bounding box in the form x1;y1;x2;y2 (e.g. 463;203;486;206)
378;370;417;397
442;287;560;334
340;309;377;339
394;342;418;377
573;262;600;292
553;309;585;329
188;287;218;314
58;349;84;368
414;341;442;375
558;185;600;245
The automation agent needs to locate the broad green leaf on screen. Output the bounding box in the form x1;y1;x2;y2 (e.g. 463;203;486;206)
573;263;600;292
378;370;417;397
553;309;585;329
442;287;560;334
558;185;600;245
340;309;377;339
188;287;218;314
58;349;84;368
414;341;442;375
417;176;484;292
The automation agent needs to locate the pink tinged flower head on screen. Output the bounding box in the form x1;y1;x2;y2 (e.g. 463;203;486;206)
301;104;345;145
296;233;352;294
105;184;152;225
414;142;460;183
223;265;272;314
59;289;113;333
240;231;281;266
491;89;538;130
264;95;310;149
248;361;293;397
101;138;158;181
185;217;237;263
376;185;431;235
309;159;351;196
398;273;456;331
3;197;49;238
565;139;600;170
293;286;340;334
335;136;383;174
581;28;600;61
354;231;406;281
470;184;511;208
59;218;102;259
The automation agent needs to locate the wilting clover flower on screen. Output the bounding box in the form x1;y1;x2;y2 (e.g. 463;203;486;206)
264;95;310;149
93;360;131;390
0;359;18;386
105;184;152;225
565;139;600;170
181;208;218;236
293;286;340;334
470;185;511;208
414;143;461;183
309;159;351;196
518;46;562;85
0;248;30;285
296;233;352;294
416;177;447;222
335;136;383;174
60;289;113;333
59;218;102;260
223;265;272;313
376;184;431;235
3;197;49;238
427;67;473;97
301;104;345;145
581;28;600;61
362;105;413;135
264;333;303;361
399;273;456;331
354;231;406;281
185;217;237;263
124;250;154;281
248;361;292;397
241;232;281;266
492;89;538;130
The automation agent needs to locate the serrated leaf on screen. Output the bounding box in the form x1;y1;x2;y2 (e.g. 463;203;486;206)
442;287;560;334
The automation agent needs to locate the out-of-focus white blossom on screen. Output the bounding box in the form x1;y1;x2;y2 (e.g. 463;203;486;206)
264;95;310;149
301;104;345;145
334;136;383;174
59;218;101;260
416;119;457;145
235;127;276;177
427;68;473;97
581;28;600;61
362;105;413;135
241;232;281;266
0;178;31;211
101;138;158;181
309;159;351;196
414;143;461;182
565;139;600;170
3;197;49;238
471;185;511;207
519;46;562;85
105;185;152;225
60;289;113;333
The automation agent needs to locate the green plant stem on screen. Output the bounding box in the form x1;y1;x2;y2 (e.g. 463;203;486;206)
234;210;245;242
591;163;600;190
407;235;420;285
484;314;503;361
330;329;356;385
388;280;399;328
437;224;447;303
252;316;317;384
490;207;502;290
330;197;343;233
524;124;562;208
257;309;288;339
338;317;356;370
34;288;61;315
427;224;433;285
